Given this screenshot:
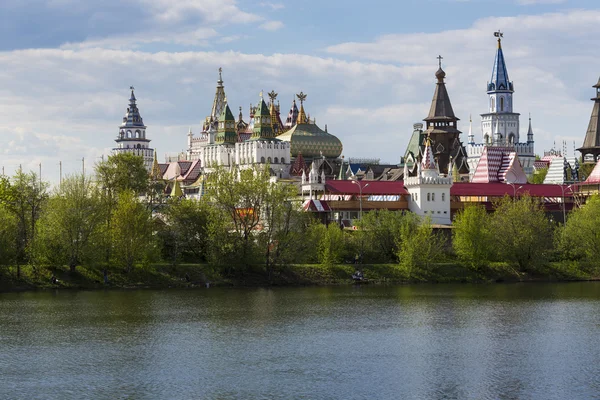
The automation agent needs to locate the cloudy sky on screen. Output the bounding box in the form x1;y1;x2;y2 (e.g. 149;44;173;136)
1;0;599;182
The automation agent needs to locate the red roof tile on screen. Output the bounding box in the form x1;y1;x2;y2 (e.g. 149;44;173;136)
451;182;574;197
325;180;408;195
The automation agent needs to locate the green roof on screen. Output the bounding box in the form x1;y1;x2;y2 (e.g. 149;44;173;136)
218;104;235;122
277;123;343;158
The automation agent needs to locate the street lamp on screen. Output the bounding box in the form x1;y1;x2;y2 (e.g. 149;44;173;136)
556;184;573;224
505;181;523;200
352;180;370;220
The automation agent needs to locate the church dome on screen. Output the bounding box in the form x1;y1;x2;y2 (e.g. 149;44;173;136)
277;123;343;159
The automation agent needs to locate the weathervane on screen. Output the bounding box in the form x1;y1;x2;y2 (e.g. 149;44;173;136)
130;86;135;91
296;91;307;105
494;30;503;38
437;55;443;69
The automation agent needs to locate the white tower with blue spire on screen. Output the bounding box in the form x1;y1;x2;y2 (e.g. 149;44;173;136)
467;32;535;178
113;87;155;171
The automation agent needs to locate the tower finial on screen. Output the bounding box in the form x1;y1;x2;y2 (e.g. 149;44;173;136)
296;91;307;105
437;55;443;69
494;30;503;48
218;67;222;82
130;86;135;91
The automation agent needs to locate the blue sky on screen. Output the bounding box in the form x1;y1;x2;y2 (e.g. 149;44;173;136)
1;0;599;181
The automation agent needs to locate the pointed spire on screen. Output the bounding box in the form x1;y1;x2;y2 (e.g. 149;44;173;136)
296;92;307;124
284;98;299;128
421;135;437;170
425;60;457;121
210;68;227;123
494;116;502;145
120;86;145;128
468;114;474;144
489;31;513;93
150;151;162;180
170;179;183;197
251;97;275;140
216;104;237;144
527;113;534;144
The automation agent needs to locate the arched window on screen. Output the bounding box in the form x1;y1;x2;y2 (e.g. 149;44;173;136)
135;130;141;138
281;158;285;164
274;157;279;164
267;157;272;163
127;130;132;138
508;134;515;144
491;98;495;111
500;97;504;111
261;156;265;163
137;144;141;149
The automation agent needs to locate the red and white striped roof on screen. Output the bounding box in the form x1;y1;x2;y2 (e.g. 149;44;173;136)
421;137;437;170
471;147;527;184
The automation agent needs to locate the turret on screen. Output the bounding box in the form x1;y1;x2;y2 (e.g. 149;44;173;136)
527;114;534;144
252;95;275;140
467;115;474;144
215;104;237;144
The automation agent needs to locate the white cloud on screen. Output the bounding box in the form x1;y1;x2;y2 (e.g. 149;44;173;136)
259;21;284;31
259;2;285;10
138;0;262;24
517;0;565;5
1;9;598;181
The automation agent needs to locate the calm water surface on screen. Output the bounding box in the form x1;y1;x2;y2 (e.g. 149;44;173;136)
1;283;600;399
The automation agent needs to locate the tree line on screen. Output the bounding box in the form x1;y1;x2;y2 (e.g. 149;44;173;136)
1;153;599;281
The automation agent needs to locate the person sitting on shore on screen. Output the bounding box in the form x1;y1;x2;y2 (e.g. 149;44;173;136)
50;274;58;284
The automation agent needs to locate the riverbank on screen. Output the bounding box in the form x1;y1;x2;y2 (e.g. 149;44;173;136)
1;261;598;292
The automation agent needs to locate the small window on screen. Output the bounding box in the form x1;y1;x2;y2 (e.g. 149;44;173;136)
427;193;430;201
432;193;435;201
442;193;445;202
261;156;265;163
500;97;504;111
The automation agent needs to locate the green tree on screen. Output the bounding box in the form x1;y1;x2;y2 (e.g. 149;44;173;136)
110;190;155;272
0;170;48;275
397;214;442;277
0;205;18;266
159;197;211;265
205;165;272;269
35;175;105;272
95;153;149;197
529;167;548;184
490;195;553;272
452;205;494;271
356;210;405;263
258;181;300;276
309;222;346;267
557;195;600;265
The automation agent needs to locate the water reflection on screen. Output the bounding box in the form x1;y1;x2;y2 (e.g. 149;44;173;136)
0;283;599;399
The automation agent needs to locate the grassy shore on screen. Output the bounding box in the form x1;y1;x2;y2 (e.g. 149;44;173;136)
1;261;598;293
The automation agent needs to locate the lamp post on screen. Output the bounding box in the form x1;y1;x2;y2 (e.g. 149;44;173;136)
505;181;523;201
352;180;370;220
556;184;573;224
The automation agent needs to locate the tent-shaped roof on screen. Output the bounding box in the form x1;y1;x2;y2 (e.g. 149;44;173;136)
584;159;600;184
471;147;527;184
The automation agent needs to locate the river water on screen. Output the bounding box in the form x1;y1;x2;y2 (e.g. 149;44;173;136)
1;283;599;399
